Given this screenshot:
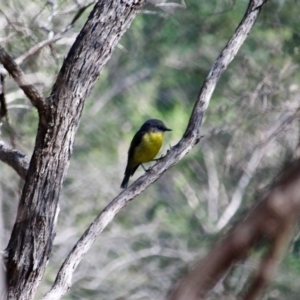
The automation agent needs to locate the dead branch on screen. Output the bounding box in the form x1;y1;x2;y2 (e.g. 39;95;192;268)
216;109;300;231
0;74;7;120
0;140;29;180
14;2;95;66
90;68;152;114
243;218;294;300
168;160;300;300
0;188;6;298
202;144;219;223
0;47;46;113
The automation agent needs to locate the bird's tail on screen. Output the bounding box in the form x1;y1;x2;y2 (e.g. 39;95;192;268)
120;163;139;189
121;172;131;189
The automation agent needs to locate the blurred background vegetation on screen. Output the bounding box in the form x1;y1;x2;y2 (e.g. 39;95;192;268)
1;0;300;299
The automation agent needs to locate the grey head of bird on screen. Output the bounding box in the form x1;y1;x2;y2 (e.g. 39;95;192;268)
140;119;172;133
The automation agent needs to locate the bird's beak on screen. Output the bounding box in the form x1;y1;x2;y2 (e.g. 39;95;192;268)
164;127;172;131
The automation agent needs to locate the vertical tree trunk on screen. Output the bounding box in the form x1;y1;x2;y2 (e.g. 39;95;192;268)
5;1;144;299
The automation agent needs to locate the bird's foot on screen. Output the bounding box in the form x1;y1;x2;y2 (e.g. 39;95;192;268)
141;164;154;172
152;147;172;162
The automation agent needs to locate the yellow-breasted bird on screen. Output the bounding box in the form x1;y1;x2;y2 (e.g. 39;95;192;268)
121;119;172;189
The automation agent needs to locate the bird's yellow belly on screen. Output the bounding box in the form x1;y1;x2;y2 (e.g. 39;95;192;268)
134;132;163;163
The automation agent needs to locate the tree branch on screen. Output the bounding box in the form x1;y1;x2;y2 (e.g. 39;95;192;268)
0;188;6;298
43;1;268;299
185;0;268;137
0;47;46;113
0;74;7;120
202;143;219;223
90;68;152;114
243;218;294;300
14;1;95;66
0;140;29;180
216;109;300;231
6;1;145;299
168;160;300;300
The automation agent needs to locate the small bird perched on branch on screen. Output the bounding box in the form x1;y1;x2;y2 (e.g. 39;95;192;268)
121;119;172;189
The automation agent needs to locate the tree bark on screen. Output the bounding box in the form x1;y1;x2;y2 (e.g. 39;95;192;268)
5;0;144;299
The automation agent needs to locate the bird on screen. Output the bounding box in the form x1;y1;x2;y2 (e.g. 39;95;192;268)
121;119;172;189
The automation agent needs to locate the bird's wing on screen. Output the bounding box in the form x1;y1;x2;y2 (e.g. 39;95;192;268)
128;129;145;160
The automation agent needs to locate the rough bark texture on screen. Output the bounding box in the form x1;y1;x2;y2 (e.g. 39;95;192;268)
5;1;144;299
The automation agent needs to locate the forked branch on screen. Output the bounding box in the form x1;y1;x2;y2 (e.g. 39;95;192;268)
0;46;46;113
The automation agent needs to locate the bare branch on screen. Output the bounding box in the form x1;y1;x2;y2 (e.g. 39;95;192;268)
43;1;268;299
0;47;46;113
243;220;294;300
202;143;219;223
90;68;152;114
185;0;268;137
14;36;63;67
6;1;146;299
216;109;300;231
168;161;300;300
0;188;7;297
0;74;7;120
15;2;95;66
0;140;29;180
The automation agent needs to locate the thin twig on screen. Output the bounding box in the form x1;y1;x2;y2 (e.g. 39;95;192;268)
15;2;95;66
90;68;152;114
